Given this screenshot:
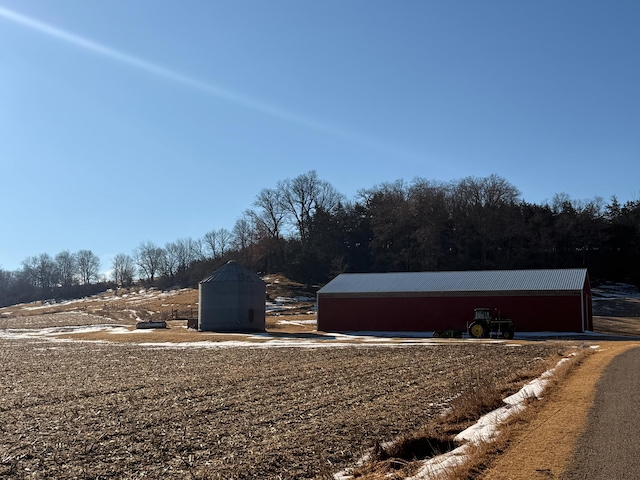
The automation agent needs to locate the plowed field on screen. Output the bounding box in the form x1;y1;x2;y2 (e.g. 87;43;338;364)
0;315;559;479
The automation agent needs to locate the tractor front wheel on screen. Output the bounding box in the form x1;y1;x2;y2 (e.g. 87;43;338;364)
468;321;487;338
502;330;514;339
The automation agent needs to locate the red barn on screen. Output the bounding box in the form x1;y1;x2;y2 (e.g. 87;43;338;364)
316;269;592;333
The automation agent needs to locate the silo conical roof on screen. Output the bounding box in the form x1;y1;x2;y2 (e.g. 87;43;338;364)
200;260;264;283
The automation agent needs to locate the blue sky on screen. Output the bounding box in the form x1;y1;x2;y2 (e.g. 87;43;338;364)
1;1;638;272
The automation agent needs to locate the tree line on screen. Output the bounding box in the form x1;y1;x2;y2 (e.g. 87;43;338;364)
1;170;639;307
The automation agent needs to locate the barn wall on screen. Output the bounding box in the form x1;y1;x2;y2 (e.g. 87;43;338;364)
317;294;588;333
583;278;593;331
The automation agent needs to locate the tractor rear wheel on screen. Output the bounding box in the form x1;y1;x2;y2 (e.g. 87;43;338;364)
468;321;487;338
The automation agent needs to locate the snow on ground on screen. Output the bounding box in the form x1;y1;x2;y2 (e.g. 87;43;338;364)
0;322;604;349
276;319;317;326
10;287;194;312
265;295;315;313
592;283;640;299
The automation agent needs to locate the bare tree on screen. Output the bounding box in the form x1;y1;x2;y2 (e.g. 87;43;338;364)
216;228;232;258
202;230;219;259
278;170;342;245
0;268;9;293
232;214;257;264
190;238;206;262
55;250;77;288
20;257;38;289
112;253;135;286
162;238;198;277
133;241;164;282
251;188;287;240
451;175;521;267
76;250;101;285
175;238;199;271
162;242;180;278
23;253;58;291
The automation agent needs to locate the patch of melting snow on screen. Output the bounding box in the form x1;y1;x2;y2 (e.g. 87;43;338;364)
134;340;418;349
592;283;640;299
123;309;143;322
21;298;79;311
274;296;296;303
0;324;131;341
110;327;152;335
276;319;317;326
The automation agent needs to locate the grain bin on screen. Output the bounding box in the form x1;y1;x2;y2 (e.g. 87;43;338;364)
198;260;266;332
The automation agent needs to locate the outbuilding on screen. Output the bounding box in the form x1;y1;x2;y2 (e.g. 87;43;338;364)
198;260;266;332
316;269;592;333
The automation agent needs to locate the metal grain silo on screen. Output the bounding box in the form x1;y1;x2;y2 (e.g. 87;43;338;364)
198;260;266;332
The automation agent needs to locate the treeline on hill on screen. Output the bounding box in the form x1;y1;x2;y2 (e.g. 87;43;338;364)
1;171;639;308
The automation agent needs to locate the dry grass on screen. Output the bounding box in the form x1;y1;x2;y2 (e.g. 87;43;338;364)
439;346;596;480
333;348;571;480
347;346;591;480
0;287;199;324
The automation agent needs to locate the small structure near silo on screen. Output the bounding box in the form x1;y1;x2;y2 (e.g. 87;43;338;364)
136;320;167;329
198;260;266;332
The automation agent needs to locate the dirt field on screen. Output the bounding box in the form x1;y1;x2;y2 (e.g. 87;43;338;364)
0;315;560;479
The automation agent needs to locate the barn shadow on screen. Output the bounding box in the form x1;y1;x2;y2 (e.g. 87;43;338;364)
257;331;339;341
516;332;640;342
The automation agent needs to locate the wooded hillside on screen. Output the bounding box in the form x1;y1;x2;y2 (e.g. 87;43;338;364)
1;171;638;307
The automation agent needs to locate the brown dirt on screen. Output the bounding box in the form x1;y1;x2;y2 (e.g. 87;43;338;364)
593;316;640;336
0;327;560;479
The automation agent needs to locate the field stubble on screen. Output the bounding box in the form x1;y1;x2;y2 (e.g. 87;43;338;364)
0;327;560;480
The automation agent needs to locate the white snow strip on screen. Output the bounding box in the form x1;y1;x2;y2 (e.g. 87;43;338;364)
276;319;317;326
408;355;579;480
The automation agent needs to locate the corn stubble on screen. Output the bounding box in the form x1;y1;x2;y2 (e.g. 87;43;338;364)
0;321;559;479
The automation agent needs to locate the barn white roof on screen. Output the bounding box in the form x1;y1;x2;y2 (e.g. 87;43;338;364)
317;269;589;295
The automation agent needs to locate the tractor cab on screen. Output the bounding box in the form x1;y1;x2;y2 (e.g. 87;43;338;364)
473;308;491;322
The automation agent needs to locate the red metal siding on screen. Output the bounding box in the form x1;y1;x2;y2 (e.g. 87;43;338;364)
317;294;589;332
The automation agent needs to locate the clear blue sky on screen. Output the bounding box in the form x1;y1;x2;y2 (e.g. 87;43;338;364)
1;1;638;272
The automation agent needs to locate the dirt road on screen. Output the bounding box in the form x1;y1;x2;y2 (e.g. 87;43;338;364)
480;342;639;480
563;346;640;479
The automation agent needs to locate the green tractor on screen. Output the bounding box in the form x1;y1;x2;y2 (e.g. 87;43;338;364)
468;308;515;339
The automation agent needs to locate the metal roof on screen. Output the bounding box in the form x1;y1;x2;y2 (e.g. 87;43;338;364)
317;269;588;295
200;260;264;284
